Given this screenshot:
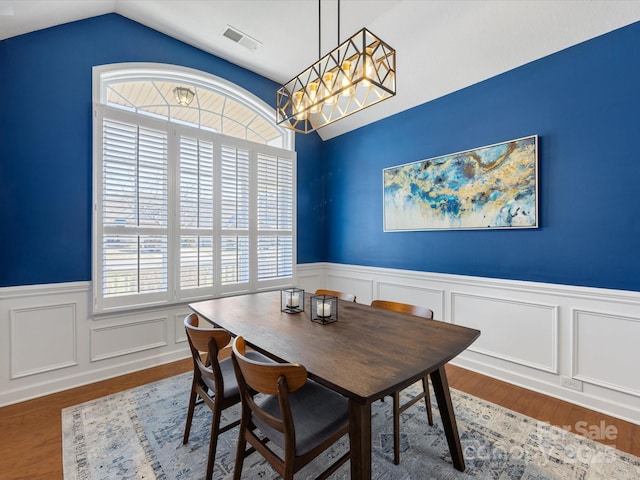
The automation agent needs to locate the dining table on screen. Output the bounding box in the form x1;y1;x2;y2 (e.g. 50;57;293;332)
189;290;480;480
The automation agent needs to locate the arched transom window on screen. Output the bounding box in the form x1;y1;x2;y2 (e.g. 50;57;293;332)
98;64;292;148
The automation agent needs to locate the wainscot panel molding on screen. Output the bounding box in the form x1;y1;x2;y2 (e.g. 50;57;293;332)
572;309;640;397
90;316;168;362
0;282;192;407
326;273;372;302
296;265;325;288
300;263;640;425
10;302;78;379
451;292;558;374
174;312;189;344
376;281;444;320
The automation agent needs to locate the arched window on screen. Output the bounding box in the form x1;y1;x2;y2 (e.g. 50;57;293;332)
92;64;296;313
98;64;293;148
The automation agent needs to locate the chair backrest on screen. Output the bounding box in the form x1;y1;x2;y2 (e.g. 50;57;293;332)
184;313;233;391
232;336;350;478
370;299;433;319
184;313;232;354
315;289;356;302
232;336;307;441
232;336;307;395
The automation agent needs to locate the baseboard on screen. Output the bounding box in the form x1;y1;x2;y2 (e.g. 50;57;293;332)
0;349;190;407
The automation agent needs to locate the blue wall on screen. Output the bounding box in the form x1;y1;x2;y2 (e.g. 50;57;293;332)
0;14;325;286
2;14;639;292
323;21;640;292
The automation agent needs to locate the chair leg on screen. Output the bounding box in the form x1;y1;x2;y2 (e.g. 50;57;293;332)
284;464;295;480
233;428;247;480
284;446;296;480
206;406;222;480
183;388;198;444
392;391;401;465
422;376;434;426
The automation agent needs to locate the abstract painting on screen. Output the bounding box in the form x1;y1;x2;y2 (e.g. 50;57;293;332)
383;135;538;231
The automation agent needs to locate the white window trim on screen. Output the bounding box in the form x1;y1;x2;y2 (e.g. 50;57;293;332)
92;64;296;314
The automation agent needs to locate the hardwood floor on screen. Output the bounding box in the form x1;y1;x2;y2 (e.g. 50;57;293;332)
0;359;193;480
445;365;639;458
0;361;637;480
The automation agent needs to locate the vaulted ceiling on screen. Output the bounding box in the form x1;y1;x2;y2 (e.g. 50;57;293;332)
2;0;640;139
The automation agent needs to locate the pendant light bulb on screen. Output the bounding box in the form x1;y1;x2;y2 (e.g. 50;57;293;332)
361;47;374;87
340;60;353;96
322;72;336;104
307;82;320;113
293;91;307;120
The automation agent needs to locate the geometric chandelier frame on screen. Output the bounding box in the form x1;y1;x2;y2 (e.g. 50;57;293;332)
277;27;396;134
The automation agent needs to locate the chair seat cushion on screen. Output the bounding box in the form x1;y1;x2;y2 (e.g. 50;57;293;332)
203;350;272;399
253;380;349;456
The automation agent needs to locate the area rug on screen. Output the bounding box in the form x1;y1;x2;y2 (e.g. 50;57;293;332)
62;372;640;479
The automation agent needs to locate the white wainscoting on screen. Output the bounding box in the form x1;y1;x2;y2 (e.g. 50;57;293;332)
297;263;640;425
0;282;191;407
451;293;558;374
10;302;78;379
90;315;168;362
2;266;639;426
572;309;640;397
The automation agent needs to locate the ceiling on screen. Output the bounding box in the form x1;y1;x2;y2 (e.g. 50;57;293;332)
2;0;640;140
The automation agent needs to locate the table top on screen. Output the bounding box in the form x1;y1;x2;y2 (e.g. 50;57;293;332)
190;290;480;404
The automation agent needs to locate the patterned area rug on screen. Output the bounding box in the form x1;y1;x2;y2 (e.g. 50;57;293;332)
62;372;640;479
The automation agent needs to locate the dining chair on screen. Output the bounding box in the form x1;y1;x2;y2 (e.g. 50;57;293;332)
183;313;270;480
315;288;356;302
370;299;435;465
231;336;350;480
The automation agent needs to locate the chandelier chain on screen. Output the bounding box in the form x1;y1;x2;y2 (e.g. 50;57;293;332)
319;0;342;58
338;0;340;45
318;0;321;59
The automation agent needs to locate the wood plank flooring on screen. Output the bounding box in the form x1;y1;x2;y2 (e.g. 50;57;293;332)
0;361;637;480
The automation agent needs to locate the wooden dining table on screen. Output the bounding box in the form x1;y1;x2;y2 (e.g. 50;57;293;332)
189;290;480;480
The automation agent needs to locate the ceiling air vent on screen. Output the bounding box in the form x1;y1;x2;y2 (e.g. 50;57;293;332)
222;25;261;51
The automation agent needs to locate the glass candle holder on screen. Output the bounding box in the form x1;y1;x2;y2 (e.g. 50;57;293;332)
310;294;338;324
281;288;304;314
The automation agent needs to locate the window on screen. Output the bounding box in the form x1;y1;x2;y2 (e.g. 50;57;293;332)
93;64;295;313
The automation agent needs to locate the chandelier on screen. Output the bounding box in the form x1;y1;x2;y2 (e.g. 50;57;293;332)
276;1;396;134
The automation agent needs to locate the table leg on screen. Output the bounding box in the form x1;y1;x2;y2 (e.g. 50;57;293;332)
430;365;465;471
348;399;372;480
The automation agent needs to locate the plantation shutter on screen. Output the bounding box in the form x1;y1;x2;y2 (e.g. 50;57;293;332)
179;133;214;292
256;153;293;280
100;115;168;303
220;142;250;285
